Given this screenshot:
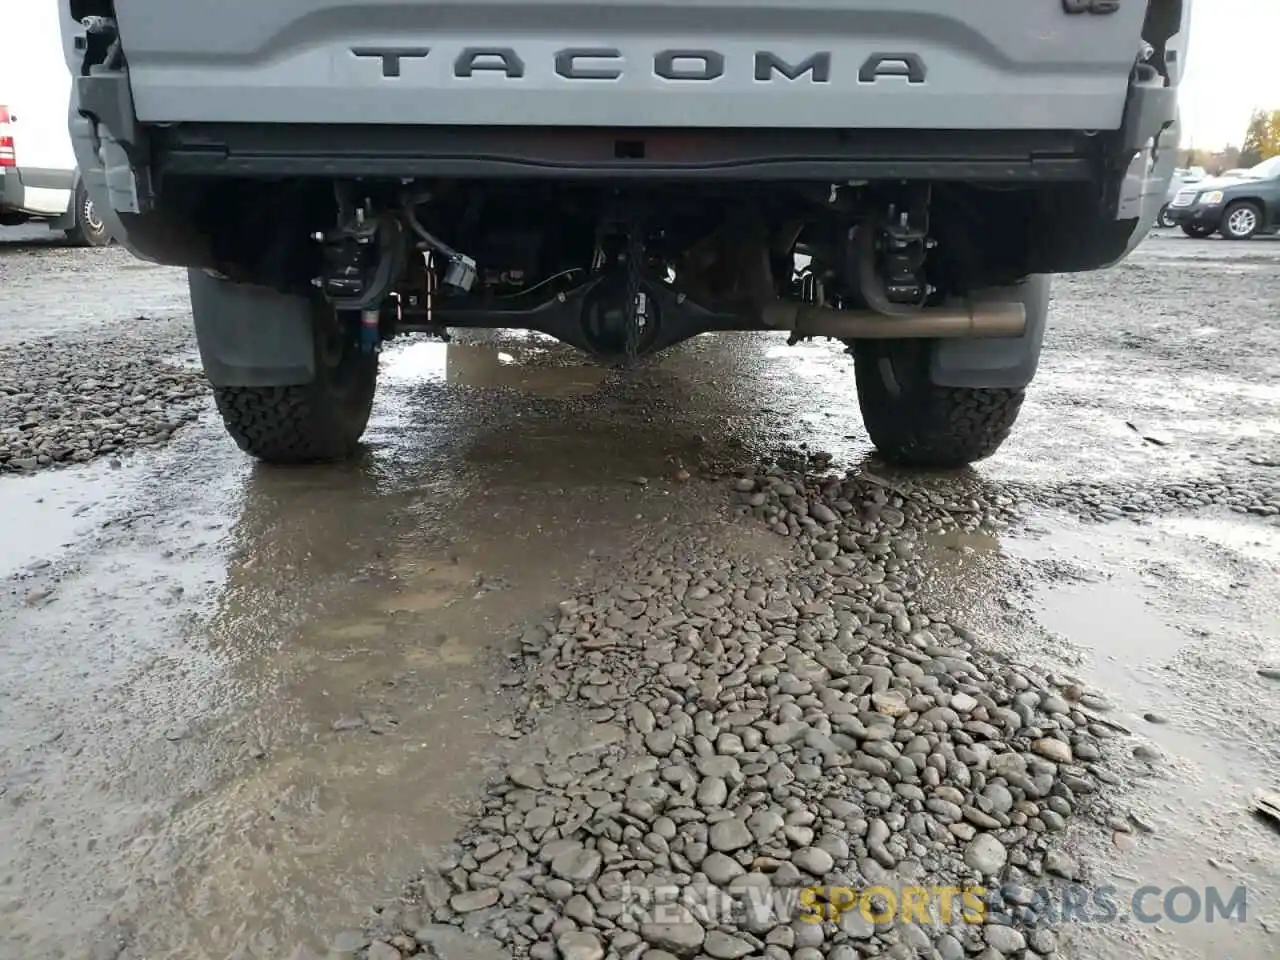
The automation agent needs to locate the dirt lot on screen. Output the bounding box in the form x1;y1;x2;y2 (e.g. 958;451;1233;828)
0;226;1277;960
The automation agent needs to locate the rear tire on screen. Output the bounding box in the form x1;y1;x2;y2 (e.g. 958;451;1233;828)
212;304;378;464
1156;204;1176;229
853;339;1025;468
64;182;111;247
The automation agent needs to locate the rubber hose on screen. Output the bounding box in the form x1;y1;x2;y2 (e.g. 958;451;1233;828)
404;203;466;262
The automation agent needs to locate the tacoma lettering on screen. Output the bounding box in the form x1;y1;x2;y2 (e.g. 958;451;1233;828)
754;51;831;83
350;47;430;78
858;53;927;84
653;50;724;81
555;48;623;80
350;46;926;83
454;47;525;78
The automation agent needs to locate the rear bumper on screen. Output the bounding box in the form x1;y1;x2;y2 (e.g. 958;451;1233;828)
153;125;1103;182
0;166;75;217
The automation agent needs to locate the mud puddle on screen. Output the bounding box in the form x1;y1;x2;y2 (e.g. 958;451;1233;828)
381;335;609;398
0;460;140;577
0;418;615;959
0;333;815;959
992;514;1280;959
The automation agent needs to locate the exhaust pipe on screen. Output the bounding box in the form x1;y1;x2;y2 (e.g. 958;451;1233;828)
761;300;1027;339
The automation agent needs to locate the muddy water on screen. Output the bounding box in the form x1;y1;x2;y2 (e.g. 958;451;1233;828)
0;330;868;959
914;511;1280;960
2;236;1279;959
1002;516;1280;960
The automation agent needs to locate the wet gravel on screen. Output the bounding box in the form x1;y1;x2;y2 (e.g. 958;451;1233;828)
345;454;1148;960
1027;473;1280;520
0;320;207;472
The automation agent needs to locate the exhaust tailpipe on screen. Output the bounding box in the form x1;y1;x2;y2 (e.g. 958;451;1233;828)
761;301;1027;339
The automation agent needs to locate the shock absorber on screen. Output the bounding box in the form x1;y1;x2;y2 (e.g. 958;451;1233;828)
852;192;934;316
880;208;929;306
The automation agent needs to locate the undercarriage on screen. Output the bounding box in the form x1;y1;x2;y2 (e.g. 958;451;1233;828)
197;177;1068;362
184;175;1065;468
160;102;1171;468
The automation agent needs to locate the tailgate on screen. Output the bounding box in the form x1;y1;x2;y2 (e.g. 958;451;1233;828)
111;0;1152;130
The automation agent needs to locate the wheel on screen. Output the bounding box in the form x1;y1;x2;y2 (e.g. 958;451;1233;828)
1180;223;1215;239
1219;201;1261;240
64;182;111;247
850;278;1042;472
853;339;1025;468
1156;204;1177;229
211;302;378;464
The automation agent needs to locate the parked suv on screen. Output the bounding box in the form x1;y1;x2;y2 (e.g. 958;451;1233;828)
60;0;1186;468
1156;165;1206;228
1165;156;1280;240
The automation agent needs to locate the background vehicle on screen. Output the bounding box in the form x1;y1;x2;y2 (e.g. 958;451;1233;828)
1166;156;1280;240
61;0;1187;468
0;2;109;245
1157;166;1207;228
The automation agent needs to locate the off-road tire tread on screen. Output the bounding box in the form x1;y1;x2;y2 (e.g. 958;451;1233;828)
212;378;373;464
854;344;1025;468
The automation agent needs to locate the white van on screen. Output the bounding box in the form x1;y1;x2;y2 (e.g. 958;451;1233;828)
0;1;109;245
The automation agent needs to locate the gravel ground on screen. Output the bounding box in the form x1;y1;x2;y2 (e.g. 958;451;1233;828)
336;459;1137;960
0;232;205;472
0;321;207;471
1;229;1277;960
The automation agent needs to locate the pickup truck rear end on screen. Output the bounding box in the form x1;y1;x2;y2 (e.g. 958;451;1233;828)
61;0;1188;468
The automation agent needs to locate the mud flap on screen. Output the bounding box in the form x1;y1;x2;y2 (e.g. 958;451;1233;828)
929;275;1051;391
189;271;317;387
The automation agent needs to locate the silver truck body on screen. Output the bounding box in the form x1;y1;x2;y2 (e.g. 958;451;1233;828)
103;0;1164;131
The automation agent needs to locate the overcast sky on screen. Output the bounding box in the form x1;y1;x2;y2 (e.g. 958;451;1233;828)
1179;0;1280;148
